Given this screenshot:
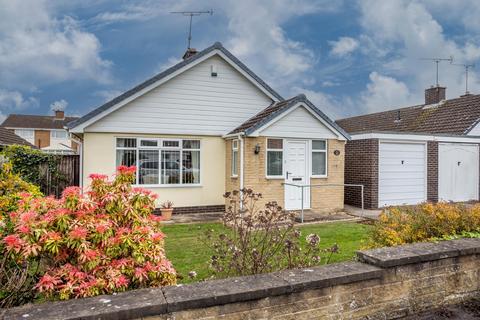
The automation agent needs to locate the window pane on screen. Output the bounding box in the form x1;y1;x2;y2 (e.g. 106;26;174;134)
116;149;136;167
312;140;326;150
139;150;159;184
267;151;283;176
140;139;158;147
117;138;136;148
232;140;238;149
163;140;179;148
267;139;283;149
183;150;200;183
51;130;68;139
312;152;326;175
232;150;238;176
161;150;180;184
183;140;200;149
15;129;34;139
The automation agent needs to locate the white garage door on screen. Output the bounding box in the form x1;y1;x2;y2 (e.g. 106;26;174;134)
439;143;479;202
379;142;427;207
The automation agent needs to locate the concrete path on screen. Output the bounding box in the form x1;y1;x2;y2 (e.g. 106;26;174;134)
344;205;382;220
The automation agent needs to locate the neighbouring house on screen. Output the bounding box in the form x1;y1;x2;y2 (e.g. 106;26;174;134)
0;127;36;150
67;42;350;213
1;110;79;154
336;86;480;209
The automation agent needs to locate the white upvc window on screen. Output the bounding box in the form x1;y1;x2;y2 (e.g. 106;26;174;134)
266;138;283;178
115;137;201;186
14;129;34;139
311;140;327;177
51;130;68;139
231;139;238;177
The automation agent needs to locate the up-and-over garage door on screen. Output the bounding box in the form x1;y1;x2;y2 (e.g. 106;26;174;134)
439;143;479;202
378;142;426;207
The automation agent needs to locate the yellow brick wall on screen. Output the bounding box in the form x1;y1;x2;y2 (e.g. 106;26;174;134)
310;139;345;213
224;137;345;212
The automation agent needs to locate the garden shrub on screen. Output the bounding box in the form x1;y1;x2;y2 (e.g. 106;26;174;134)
1;145;68;196
2;165;176;305
0;162;42;308
367;202;480;248
205;189;338;277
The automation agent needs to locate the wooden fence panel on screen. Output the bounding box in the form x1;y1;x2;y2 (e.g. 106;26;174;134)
38;155;80;197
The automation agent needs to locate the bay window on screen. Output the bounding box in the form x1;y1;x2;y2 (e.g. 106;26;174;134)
312;140;327;176
116;137;200;185
266;138;283;177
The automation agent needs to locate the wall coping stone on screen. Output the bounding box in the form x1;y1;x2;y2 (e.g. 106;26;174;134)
357;238;480;268
3;239;479;320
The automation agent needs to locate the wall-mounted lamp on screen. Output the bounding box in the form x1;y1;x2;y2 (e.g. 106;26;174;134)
254;144;261;154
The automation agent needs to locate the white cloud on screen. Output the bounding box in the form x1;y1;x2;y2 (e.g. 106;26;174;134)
50;99;68;111
0;89;39;111
94;90;123;102
0;89;39;122
354;0;480;113
360;72;416;113
329;37;359;57
0;0;112;90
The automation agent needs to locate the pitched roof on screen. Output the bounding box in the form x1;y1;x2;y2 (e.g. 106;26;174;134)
336;93;480;135
229;94;350;139
0;127;35;147
67;42;283;130
1;114;79;130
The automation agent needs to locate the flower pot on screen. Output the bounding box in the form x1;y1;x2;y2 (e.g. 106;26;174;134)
160;208;173;220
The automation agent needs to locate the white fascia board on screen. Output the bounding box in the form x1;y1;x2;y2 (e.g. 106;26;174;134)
351;132;480;143
70;50;279;134
249;102;346;140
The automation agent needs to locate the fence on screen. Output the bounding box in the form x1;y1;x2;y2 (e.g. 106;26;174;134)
38;155;80;197
282;183;364;223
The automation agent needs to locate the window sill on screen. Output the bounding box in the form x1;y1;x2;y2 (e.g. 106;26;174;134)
266;176;284;180
231;175;238;179
311;175;328;179
133;184;202;188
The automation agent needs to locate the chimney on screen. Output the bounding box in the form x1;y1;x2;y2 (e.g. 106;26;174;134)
182;48;198;60
54;110;65;120
425;86;446;105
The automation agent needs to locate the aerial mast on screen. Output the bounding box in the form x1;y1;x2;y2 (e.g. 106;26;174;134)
420;56;454;86
171;10;214;49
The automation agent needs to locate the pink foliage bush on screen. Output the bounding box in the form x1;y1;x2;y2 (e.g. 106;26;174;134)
2;166;176;301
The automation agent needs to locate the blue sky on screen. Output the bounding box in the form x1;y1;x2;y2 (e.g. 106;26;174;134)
2;0;480;122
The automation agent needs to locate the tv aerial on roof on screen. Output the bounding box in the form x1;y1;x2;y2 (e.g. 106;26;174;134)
171;10;214;49
451;62;475;95
420;56;454;87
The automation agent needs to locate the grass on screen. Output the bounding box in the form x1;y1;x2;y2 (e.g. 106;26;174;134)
162;221;372;283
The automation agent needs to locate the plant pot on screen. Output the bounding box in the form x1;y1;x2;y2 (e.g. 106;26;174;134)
160;208;173;220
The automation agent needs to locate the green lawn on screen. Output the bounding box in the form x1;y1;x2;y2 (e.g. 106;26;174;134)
162;221;372;283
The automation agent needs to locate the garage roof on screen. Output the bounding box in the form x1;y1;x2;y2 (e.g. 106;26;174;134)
336;93;480;135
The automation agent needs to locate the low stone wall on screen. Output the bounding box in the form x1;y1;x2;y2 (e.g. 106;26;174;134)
3;238;479;320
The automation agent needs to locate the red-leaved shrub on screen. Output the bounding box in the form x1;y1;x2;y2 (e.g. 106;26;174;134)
2;166;176;301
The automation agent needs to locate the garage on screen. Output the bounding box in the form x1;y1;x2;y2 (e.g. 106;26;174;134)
439;143;479;202
378;142;427;207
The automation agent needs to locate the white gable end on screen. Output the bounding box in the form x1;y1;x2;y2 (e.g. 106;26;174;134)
86;55;273;135
259;106;338;139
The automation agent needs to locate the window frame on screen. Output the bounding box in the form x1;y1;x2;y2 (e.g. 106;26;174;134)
115;137;201;187
231;139;239;178
311;139;328;178
50;129;69;139
14;129;34;139
265;138;284;179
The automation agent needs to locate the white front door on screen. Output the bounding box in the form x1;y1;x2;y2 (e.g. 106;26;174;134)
378;142;427;207
439;143;479;202
284;140;309;210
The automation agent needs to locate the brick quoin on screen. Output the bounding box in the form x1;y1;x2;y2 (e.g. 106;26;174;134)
427;141;438;202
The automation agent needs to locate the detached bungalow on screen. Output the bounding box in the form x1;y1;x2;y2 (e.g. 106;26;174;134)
68;42;349;213
337;86;480;209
